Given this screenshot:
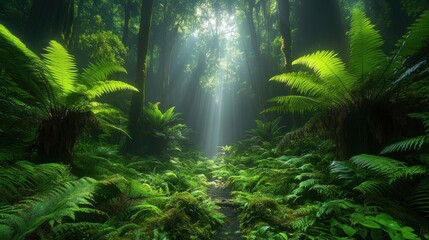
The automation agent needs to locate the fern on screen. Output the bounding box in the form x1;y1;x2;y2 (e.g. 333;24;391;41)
42;41;78;96
79;61;127;86
270;72;328;97
351;154;427;183
50;222;114;240
0;161;70;202
408;179;429;218
86;80;138;99
381;136;427;154
348;9;386;77
293;50;356;99
265;95;323;114
0;24;47;105
0;177;99;240
394;9;429;62
354;180;391;195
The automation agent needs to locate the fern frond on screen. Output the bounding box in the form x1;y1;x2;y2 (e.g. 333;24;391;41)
395;9;429;61
86;80;138;99
381;136;427;154
0;161;70;201
408;179;429;218
293;50;356;99
389;136;428;154
354;180;390;195
348;10;386;78
42;41;77;96
0;178;98;240
351;154;427;183
0;25;47;104
264;95;323;114
351;154;405;178
270;72;328;97
51;222;115;240
80;61;127;86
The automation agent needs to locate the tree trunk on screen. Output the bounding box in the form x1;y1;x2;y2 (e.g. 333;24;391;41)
277;0;292;72
124;0;154;155
159;24;179;108
27;0;75;51
122;0;132;46
294;0;347;58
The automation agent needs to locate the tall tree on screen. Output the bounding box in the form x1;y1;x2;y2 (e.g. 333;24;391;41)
125;0;154;155
277;0;292;72
294;0;347;57
27;0;75;51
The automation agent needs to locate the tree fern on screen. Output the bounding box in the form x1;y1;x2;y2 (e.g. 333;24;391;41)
408;179;429;218
348;9;386;78
0;177;99;240
42;41;78;96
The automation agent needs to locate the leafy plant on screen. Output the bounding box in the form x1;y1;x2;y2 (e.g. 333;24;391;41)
266;9;429;159
0;25;138;162
0;178;100;240
141;102;188;155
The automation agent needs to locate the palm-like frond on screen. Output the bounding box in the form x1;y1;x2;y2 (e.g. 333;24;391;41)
293;50;356;99
395;9;429;62
0;24;47;104
351;154;427;183
42;41;77;96
270;72;328;97
0;178;98;240
354;179;390;195
0;161;70;201
381;136;427;154
80;61;127;87
86;80;138;99
265;95;324;114
348;10;386;78
408;179;429;218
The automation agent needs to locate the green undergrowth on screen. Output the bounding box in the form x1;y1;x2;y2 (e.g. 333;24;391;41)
0;142;223;240
211;123;429;240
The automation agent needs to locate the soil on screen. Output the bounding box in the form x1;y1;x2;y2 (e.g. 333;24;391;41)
207;180;243;240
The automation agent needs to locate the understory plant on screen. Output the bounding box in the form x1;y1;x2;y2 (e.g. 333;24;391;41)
141;102;190;156
266;9;429;159
0;25;137;162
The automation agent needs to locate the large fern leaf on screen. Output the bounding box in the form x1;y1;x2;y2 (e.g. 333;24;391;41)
348;10;386;78
264;95;324;114
0;25;47;104
293;50;356;99
0;177;98;240
270;72;329;97
86;80;138;99
395;9;429;61
80;61;127;87
42;41;78;96
381;136;427;154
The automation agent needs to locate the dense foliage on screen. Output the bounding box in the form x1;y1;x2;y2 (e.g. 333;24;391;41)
0;0;428;239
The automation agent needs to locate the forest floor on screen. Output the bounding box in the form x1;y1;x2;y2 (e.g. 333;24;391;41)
208;179;243;240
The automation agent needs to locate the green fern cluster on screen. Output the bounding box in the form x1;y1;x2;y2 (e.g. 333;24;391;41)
0;25;138;159
267;9;429;115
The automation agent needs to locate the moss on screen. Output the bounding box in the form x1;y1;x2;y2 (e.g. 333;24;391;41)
240;198;289;233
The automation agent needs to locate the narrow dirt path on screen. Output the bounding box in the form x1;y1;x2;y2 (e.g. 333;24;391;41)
207;180;243;240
